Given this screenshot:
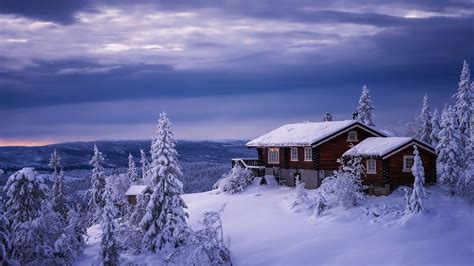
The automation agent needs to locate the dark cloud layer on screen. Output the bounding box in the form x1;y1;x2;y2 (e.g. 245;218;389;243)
0;0;473;144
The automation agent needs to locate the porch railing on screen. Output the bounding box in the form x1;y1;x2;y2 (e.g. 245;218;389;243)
231;158;265;177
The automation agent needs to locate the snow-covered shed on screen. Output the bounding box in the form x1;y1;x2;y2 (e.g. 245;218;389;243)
125;185;152;205
242;120;386;189
343;137;437;194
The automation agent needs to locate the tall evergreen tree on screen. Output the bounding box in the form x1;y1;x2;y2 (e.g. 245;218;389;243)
437;106;463;194
100;179;120;266
453;60;472;148
128;153;140;184
49;150;68;221
89;145;107;222
357;85;375;126
406;145;426;214
418;94;433;144
140;113;188;252
0;212;12;265
430;108;441;149
140;149;152;186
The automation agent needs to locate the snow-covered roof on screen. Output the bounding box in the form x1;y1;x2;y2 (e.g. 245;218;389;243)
125;185;151;196
246;120;383;147
343;137;435;158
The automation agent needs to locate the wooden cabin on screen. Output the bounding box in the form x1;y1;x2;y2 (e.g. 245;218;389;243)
343;137;437;195
125;185;152;205
242;120;386;189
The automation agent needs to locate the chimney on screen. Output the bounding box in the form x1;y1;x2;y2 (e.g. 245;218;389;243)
323;112;332;121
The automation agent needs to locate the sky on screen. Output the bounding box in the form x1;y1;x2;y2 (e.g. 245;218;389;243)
0;0;473;146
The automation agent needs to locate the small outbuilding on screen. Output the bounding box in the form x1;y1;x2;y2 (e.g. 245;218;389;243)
125;185;152;205
343;137;437;195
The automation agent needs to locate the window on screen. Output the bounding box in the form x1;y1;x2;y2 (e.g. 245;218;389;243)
290;147;298;161
366;159;376;174
304;147;312;161
268;148;280;164
347;130;358;141
403;155;414;172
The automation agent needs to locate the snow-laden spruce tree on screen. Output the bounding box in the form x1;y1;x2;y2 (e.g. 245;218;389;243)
405;145;427;214
89;145;107;222
186;205;231;265
289;183;308;210
453;60;472;148
213;164;253;194
109;173;131;218
357;85;375;126
430;108;441;149
140;149;151;186
320;154;365;208
100;179;120;266
49;150;69;221
4;168;48;229
437;105;463;194
418;94;433;144
128;153;140;184
140;113;188;252
312;190;328;219
0;212;12;265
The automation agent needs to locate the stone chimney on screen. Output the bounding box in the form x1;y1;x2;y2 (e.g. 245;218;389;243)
323;112;332;121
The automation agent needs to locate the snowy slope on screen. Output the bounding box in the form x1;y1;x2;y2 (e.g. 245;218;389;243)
77;184;474;266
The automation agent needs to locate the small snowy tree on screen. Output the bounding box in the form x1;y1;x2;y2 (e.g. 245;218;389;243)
100;179;120;266
289;183;308;210
320;155;365;208
186;205;231;265
213;164;253;194
357;85;375;126
430;108;441;149
418;94;433;144
405;145;427;214
89;145;107;222
437;106;463;194
312;191;328;218
128;153;140;184
0;212;12;265
140;113;189;252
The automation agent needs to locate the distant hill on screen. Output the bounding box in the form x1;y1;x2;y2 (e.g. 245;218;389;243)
0;140;256;171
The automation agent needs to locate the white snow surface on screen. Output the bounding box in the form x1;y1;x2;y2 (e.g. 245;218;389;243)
247;120;361;147
344;137;414;157
124;185;150;196
77;184;473;266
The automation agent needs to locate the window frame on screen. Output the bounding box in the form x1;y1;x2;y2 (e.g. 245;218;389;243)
290;147;298;161
403;155;414;172
268;147;280;164
304;147;312;161
347;130;358;141
366;159;377;174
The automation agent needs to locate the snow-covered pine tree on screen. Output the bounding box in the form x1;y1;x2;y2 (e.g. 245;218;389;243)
0;212;12;265
48;150;69;221
140;113;188;252
140;149;152;186
406;145;426;214
312;191;328;219
100;179;120;266
4;168;48;229
128;153;140;184
437;106;463;194
49;150;68;220
430;108;441;149
453;60;472;148
357;85;375;126
89;145;107;222
418;94;433;144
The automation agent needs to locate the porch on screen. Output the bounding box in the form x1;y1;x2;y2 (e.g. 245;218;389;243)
231;158;265;177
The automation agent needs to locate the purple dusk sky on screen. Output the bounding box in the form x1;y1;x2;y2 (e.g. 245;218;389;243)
0;0;473;145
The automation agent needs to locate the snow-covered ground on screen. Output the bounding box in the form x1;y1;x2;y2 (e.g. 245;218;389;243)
77;183;474;265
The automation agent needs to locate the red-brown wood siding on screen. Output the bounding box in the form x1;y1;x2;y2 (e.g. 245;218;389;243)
318;128;377;170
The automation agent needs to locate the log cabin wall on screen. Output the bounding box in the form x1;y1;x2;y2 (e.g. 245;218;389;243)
318;127;379;170
359;158;384;186
386;145;436;188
